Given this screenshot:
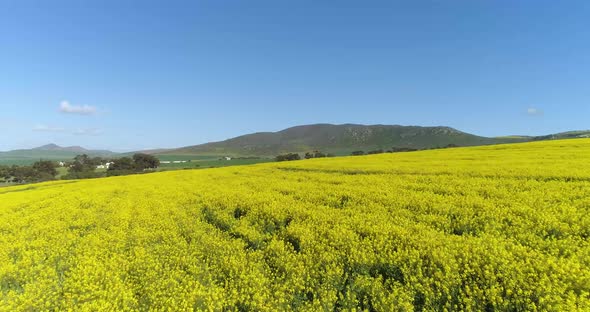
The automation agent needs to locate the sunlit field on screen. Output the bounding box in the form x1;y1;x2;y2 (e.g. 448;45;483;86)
1;139;589;311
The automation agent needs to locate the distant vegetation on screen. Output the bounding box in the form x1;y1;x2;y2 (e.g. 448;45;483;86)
62;154;109;179
277;151;337;161
63;153;159;178
0;153;161;185
351;143;460;156
277;145;462;162
275;153;301;162
1;153;273;187
304;151;335;159
0;160;59;184
106;153;160;177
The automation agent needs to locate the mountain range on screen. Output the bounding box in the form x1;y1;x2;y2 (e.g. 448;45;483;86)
0;144;115;165
151;124;525;156
1;124;589;164
146;124;590;156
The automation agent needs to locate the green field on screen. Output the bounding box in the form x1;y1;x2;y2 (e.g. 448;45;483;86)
0;150;103;166
157;157;272;170
154;154;220;162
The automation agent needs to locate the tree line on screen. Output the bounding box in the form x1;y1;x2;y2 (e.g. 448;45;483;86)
1;153;160;185
275;151;335;162
0;160;58;184
275;144;461;161
351;144;460;156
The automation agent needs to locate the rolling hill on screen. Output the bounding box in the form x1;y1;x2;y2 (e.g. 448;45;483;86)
532;130;590;141
153;124;528;157
0;144;116;165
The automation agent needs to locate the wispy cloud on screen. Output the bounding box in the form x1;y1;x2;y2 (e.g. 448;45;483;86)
33;124;103;136
73;128;103;136
59;101;97;115
526;107;543;116
33;124;67;132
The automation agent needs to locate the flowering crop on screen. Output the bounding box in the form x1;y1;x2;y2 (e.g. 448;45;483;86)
1;139;590;311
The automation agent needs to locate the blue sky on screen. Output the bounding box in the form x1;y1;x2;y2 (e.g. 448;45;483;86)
1;1;589;151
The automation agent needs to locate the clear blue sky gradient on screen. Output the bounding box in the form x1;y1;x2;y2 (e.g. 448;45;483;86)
1;1;589;151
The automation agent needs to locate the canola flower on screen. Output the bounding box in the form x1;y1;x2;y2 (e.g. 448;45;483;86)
1;139;590;311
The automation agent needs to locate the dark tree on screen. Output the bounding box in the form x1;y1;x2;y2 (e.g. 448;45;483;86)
32;160;58;177
276;153;301;161
0;166;10;180
132;153;160;170
74;154;90;164
390;147;418;153
109;157;135;171
69;154;97;173
69;161;86;173
313;151;326;158
9;166;41;183
89;157;105;166
304;151;327;159
351;151;365;156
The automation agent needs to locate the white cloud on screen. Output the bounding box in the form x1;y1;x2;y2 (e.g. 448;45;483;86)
59;101;97;115
73;128;103;136
527;107;543;116
33;124;66;132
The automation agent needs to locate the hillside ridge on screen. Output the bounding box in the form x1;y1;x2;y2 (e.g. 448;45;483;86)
153;123;525;156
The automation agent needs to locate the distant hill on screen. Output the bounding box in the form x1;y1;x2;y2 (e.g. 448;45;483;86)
532;130;590;141
0;144;116;165
30;143;100;153
153;124;529;157
4;126;587;165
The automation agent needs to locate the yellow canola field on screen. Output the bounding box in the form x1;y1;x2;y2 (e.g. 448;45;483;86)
1;139;590;311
